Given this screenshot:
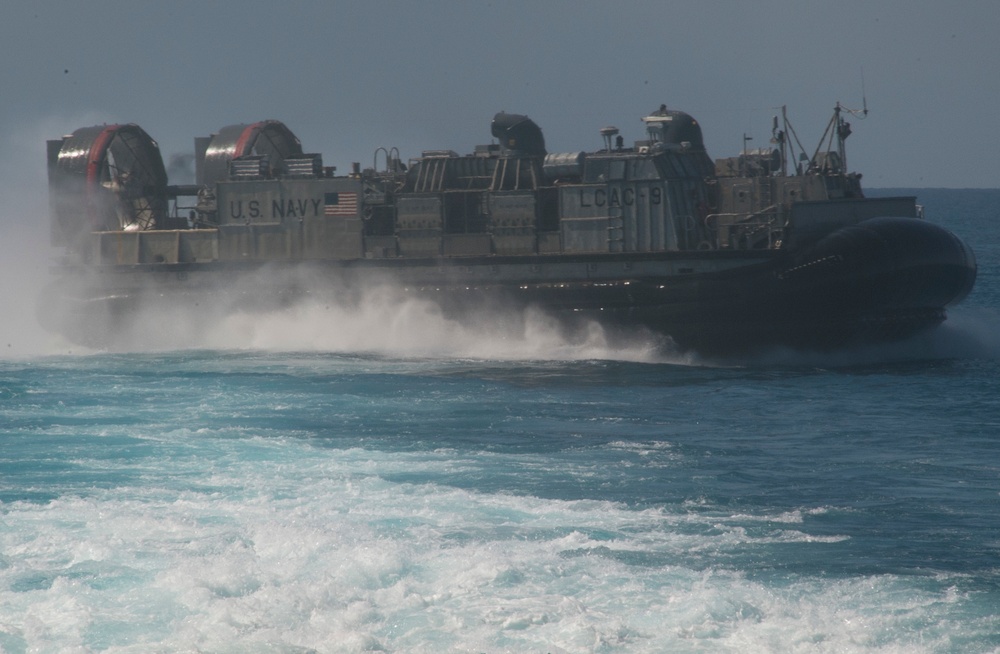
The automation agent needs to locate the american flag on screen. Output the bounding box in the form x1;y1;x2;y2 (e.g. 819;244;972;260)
324;192;358;216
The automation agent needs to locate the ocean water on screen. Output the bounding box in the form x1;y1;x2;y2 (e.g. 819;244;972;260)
1;189;999;653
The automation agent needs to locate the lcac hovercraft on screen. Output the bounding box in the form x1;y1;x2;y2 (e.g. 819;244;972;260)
42;103;976;355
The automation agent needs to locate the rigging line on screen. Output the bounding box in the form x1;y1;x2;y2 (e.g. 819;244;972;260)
839;69;870;120
782;113;809;166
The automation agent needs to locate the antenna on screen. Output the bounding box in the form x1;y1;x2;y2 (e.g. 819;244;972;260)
861;67;869;116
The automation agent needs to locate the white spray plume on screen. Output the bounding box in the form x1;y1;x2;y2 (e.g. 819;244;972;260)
78;265;685;364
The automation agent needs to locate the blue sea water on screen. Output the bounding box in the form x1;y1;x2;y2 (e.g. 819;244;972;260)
1;189;999;652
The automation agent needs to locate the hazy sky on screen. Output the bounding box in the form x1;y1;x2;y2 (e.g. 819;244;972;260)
2;0;998;190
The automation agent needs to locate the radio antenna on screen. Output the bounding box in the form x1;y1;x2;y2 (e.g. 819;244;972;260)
861;67;869;117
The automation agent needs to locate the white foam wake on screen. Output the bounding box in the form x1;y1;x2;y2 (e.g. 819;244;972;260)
0;439;991;652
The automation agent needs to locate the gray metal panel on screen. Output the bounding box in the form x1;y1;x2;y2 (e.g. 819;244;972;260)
97;232;139;265
364;236;398;258
215;223;293;260
396;195;443;230
214;179;365;260
303;215;363;260
488;191;536;231
492;235;536;255
618;181;673;252
178;230;220;263
139;231;180;264
398;236;442;257
396;193;444;256
251;224;289;260
665;181;697;250
559;182;677;253
444;234;492;256
488;191;536;253
216;178;359;225
538;231;561;253
217;225;256;260
561;216;610;253
559;184;610;253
